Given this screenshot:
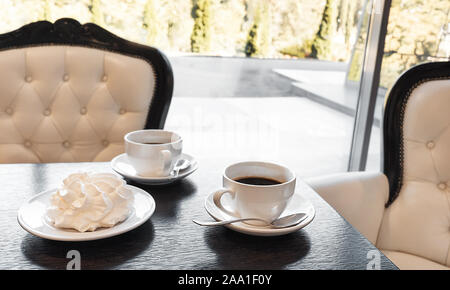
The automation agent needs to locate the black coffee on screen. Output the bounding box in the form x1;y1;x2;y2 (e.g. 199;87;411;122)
234;176;282;186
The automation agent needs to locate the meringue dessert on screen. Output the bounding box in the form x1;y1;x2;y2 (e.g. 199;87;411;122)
46;172;134;232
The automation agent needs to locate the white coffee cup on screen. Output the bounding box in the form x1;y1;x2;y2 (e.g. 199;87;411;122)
213;161;296;225
124;130;182;177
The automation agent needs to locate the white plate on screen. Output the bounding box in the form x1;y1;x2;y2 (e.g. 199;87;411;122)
204;191;315;237
111;153;198;185
17;185;155;241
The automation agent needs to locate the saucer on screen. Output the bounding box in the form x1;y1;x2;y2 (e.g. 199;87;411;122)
204;191;315;237
17;185;155;241
111;153;198;185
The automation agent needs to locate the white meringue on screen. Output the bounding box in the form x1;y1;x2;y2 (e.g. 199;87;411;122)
46;172;134;232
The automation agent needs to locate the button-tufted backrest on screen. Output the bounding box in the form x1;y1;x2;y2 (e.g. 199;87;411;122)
378;62;450;267
0;45;155;163
0;19;173;163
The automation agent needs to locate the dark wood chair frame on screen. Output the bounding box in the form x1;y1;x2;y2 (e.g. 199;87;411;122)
383;61;450;205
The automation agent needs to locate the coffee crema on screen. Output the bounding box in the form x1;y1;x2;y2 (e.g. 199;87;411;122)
233;176;282;186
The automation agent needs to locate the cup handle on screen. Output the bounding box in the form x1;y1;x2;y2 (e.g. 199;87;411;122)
213;188;237;217
160;150;172;176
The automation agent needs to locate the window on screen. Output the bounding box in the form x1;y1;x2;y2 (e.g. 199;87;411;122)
0;0;382;176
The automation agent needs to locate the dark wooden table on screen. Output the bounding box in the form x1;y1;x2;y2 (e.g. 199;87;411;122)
0;160;397;270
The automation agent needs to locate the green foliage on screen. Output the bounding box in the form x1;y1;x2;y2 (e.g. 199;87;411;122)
347;49;363;82
3;0;447;89
380;0;449;88
191;0;211;53
89;0;103;26
245;1;270;57
310;0;338;60
345;0;358;46
280;39;313;58
40;0;51;20
338;0;358;49
143;0;162;45
0;0;357;61
245;22;258;56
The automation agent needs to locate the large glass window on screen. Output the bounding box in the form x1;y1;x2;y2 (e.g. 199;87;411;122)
0;0;376;176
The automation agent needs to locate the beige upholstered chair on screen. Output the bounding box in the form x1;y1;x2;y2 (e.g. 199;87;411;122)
307;62;450;270
0;18;173;163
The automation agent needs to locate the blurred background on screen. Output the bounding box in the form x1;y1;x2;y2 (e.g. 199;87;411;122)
1;0;449;176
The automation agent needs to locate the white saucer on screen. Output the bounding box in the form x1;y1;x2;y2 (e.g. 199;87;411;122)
111;153;198;185
204;191;315;237
17;185;155;241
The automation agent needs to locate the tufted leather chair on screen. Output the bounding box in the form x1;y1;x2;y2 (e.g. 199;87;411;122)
307;62;450;270
0;19;173;163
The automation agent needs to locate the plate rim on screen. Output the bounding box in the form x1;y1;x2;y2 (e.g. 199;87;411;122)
111;153;198;183
204;191;315;237
17;185;155;241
